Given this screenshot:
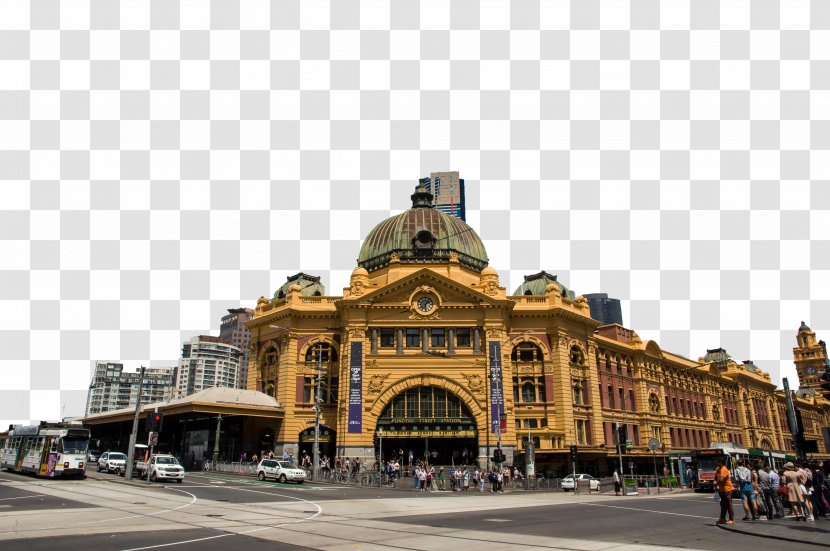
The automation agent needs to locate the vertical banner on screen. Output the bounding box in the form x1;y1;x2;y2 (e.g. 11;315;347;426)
348;341;363;433
489;341;504;434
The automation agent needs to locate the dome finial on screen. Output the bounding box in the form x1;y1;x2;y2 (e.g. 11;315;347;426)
411;179;434;208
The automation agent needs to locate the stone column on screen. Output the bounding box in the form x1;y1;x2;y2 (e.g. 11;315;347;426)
370;328;378;355
473;327;481;354
447;328;455;354
396;328;403;355
422;328;429;354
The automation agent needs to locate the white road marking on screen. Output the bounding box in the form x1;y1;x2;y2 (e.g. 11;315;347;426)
484;518;511;522
0;495;40;501
580;501;712;519
120;485;324;551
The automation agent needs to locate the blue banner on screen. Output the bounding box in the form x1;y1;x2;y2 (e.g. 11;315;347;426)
489;341;504;434
348;341;363;433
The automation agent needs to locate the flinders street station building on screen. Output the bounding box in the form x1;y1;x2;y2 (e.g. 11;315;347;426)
246;184;830;476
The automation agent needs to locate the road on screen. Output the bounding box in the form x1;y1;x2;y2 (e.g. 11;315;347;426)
0;468;825;550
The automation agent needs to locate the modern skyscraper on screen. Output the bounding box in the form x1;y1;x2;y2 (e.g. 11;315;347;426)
85;361;175;415
419;171;466;221
174;336;242;398
219;307;254;389
583;293;624;326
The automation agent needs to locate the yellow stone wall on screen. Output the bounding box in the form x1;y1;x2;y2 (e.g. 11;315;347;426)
246;261;830;467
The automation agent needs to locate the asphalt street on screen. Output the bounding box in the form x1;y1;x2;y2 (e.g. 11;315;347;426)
2;468;827;550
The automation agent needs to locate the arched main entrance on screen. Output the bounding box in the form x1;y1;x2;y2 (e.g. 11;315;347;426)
376;386;478;466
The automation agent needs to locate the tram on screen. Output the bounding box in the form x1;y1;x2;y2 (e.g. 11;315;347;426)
0;422;90;478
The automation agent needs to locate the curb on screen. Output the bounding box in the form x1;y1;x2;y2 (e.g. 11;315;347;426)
716;521;830;548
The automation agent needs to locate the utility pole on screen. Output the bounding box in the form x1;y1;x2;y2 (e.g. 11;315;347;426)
313;343;323;482
125;365;146;481
615;422;625;484
212;414;223;462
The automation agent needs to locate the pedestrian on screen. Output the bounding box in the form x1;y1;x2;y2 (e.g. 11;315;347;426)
733;459;758;521
756;462;774;520
812;463;829;517
766;463;785;518
714;457;735;525
782;462;807;520
408;449;414;467
251;453;258;464
418;467;427;491
438;466;445;490
497;469;504;493
614;469;621;496
478;469;485;492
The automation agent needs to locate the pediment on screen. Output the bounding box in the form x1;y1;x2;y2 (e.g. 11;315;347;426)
343;269;508;310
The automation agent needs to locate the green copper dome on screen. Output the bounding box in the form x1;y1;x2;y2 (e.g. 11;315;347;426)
357;185;489;272
274;273;325;299
513;271;576;299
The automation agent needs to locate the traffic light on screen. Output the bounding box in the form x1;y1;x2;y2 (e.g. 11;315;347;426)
145;412;163;433
820;369;830;400
493;448;504;464
569;444;577;461
617;425;628;454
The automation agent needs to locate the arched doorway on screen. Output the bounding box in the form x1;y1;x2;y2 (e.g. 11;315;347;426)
376;386;478;466
298;427;336;462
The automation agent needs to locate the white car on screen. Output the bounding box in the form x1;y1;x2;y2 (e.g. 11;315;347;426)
140;454;185;483
97;452;127;473
560;473;601;492
257;459;306;484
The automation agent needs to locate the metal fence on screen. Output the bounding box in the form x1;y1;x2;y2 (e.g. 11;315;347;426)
198;460;258;476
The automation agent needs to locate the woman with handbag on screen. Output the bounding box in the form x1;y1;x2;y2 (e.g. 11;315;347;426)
782;462;807;520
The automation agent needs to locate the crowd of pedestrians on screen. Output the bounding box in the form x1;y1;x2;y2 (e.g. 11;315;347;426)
714;457;830;525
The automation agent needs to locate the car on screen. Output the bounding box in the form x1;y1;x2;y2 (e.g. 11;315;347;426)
97;451;127;473
560;473;601;492
136;454;185;483
87;449;101;463
257;459;306;484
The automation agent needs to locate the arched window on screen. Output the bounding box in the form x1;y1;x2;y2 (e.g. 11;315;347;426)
569;346;585;366
511;342;543;362
649;393;660;413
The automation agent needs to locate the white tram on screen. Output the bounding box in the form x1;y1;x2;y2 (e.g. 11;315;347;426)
0;423;90;478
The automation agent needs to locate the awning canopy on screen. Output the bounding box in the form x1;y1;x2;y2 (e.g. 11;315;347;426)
81;387;284;425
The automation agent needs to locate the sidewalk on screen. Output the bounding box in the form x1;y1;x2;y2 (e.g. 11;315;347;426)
719;515;830;547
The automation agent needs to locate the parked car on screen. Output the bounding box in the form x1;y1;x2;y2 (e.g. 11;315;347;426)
97;452;127;473
135;454;185;483
257;459;306;484
560;473;601;492
87;449;101;463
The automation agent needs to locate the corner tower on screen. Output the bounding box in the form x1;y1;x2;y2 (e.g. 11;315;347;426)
793;321;828;391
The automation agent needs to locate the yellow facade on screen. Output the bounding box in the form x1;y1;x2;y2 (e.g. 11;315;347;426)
246;186;830;474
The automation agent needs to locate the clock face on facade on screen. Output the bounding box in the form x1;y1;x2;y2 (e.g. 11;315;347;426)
417;296;434;312
805;366;817;375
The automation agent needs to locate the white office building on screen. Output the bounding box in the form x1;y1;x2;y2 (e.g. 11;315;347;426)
174;336;242;398
85;362;175;415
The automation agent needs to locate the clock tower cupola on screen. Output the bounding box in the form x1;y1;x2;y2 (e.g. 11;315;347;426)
794;321;827;391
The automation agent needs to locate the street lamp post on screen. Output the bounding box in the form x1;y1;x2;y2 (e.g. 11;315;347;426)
378;426;383;474
313;342;323;482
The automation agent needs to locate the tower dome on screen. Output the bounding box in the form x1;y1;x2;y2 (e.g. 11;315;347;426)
357;184;489;272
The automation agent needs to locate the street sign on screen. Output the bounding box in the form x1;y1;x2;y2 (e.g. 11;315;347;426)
625;440;632;446
148;432;158;446
647;437;661;452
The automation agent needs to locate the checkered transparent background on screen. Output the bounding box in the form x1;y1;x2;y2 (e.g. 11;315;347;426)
1;0;829;427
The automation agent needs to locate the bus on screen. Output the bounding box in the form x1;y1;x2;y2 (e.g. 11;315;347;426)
691;445;750;491
0;423;90;478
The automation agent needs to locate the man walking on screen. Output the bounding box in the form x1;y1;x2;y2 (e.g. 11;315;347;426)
715;457;735;525
614;469;621;495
